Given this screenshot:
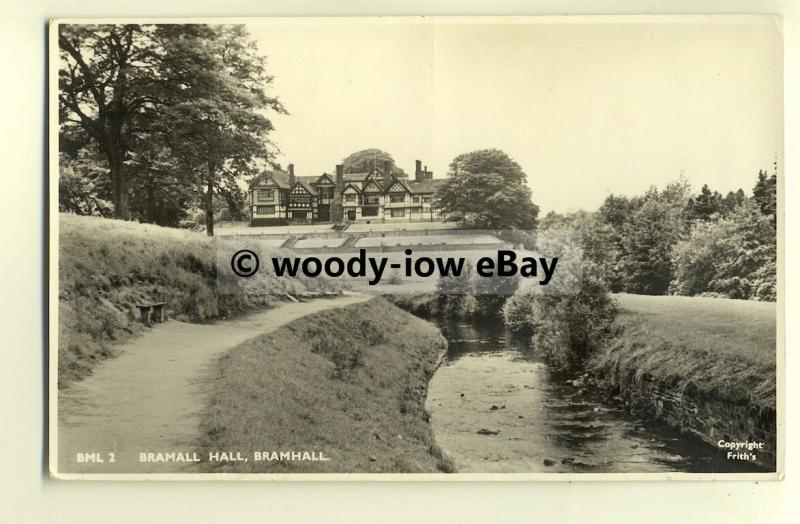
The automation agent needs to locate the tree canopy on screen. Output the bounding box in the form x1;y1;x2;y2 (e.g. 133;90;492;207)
438;149;539;230
58;24;285;232
341;149;406;176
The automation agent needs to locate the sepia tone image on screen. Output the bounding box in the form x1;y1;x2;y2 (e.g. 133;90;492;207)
50;17;781;479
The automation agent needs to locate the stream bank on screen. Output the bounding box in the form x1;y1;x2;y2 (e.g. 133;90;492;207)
424;316;771;473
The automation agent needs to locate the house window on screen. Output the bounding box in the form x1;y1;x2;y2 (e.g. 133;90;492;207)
362;207;379;217
412;196;420;203
390;208;405;218
257;189;274;203
256;205;275;215
364;195;380;205
422;195;432;204
345;194;357;203
389;194;405;203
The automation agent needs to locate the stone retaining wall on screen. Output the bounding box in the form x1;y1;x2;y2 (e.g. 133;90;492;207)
612;372;776;470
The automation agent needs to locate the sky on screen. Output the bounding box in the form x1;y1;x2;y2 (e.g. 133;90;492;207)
247;17;782;214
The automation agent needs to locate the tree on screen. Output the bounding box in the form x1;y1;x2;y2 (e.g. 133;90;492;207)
59;25;166;219
686;184;723;222
598;194;635;230
58;24;284;231
121;133;197;226
341;149;406;176
158;25;285;235
670;201;776;301
708;202;776;300
438;149;539;230
618;199;685;294
58;153;113;216
721;189;746;216
670;219;730;296
753;169;777;228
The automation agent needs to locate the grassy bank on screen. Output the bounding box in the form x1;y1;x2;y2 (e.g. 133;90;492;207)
58;214;321;387
591;293;776;410
197;297;453;473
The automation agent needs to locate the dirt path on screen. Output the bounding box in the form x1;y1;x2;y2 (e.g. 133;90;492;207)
56;294;370;475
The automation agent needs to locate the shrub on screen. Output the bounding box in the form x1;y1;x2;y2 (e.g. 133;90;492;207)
502;292;541;334
532;269;617;373
503;260;617;373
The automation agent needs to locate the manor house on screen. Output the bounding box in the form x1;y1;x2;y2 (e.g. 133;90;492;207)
249;160;446;226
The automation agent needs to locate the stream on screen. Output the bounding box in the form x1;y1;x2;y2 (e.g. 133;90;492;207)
424;317;767;474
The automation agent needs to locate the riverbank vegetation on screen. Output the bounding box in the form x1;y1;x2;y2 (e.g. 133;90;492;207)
197;297;453;473
503;268;618;373
591;294;776;410
58;214;322;387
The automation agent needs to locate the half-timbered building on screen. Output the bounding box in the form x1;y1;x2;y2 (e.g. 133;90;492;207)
249;159;445;226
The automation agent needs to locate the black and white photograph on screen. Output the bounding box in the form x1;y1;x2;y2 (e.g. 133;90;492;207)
49;16;782;479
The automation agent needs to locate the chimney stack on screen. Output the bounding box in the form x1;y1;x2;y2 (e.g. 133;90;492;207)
288;163;296;186
415;160;422;181
383;159;392;177
335;164;344;191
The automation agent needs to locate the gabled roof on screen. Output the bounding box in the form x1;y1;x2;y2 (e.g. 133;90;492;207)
250;170;291;189
407;178;446;194
386;177;412;193
361;179;384;193
342;182;362;193
316;173;335;185
292;180;318;196
343;172;370;182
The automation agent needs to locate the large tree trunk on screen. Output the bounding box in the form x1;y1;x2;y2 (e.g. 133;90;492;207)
205;164;215;237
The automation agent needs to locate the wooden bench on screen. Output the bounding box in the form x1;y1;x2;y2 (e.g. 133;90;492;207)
136;302;167;326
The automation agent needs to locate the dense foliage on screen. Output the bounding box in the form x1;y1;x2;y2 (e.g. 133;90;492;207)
58;24;285;233
499;169;777;372
541;170;777;302
502;234;618;373
438;149;540;230
341;149;407;176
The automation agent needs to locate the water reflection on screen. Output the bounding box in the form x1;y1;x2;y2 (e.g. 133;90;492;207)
426;317;767;474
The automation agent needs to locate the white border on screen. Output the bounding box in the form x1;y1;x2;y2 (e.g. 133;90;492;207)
47;15;785;482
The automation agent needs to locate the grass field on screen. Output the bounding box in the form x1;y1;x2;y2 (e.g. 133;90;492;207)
197;297;454;473
592;293;777;410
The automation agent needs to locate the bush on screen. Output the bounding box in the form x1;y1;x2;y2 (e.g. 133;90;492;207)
535;271;617;373
431;260;517;321
502;292;541;334
504;262;617;373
